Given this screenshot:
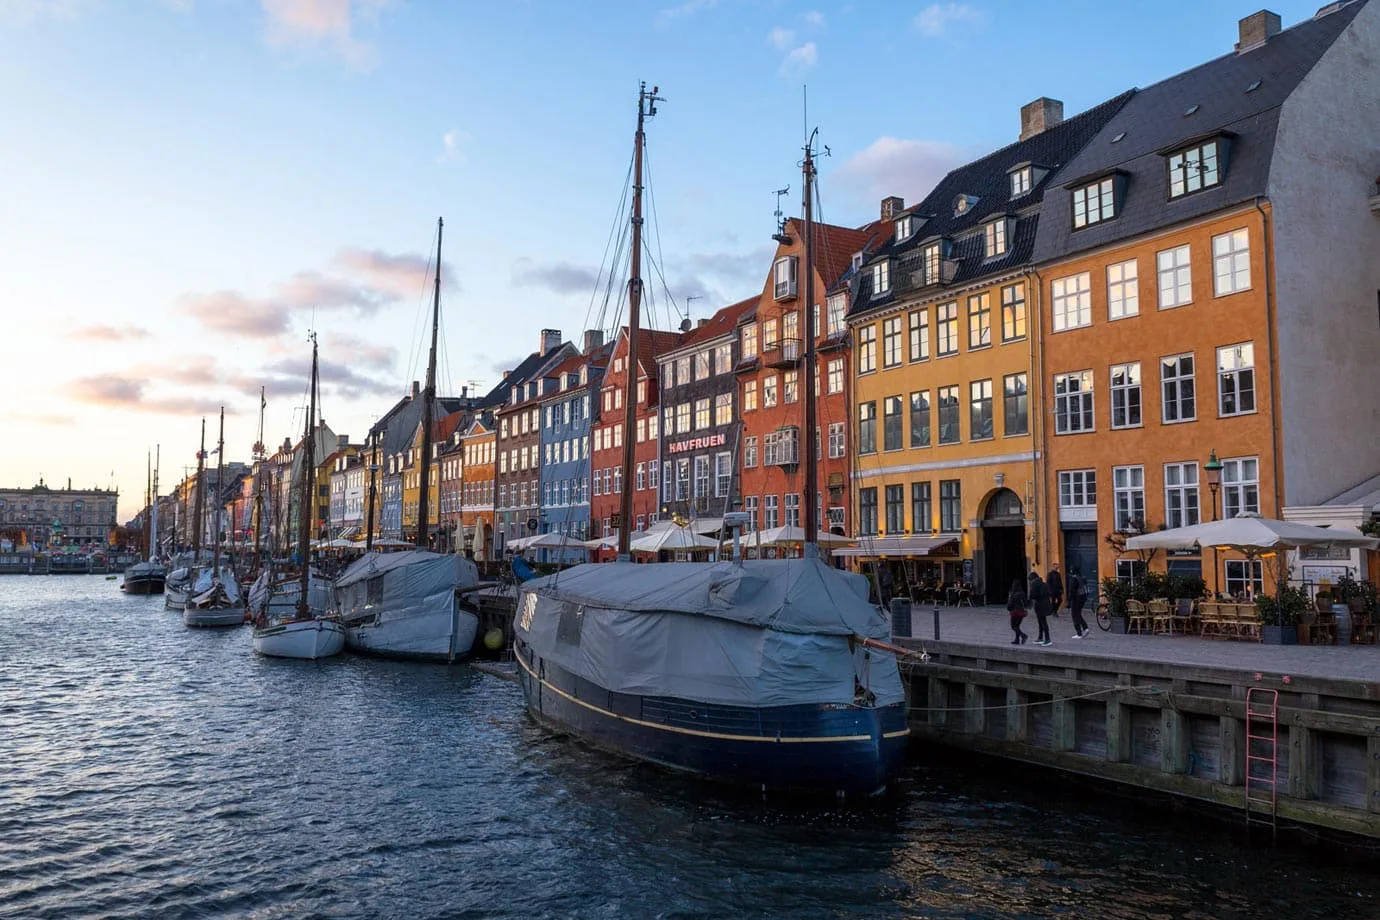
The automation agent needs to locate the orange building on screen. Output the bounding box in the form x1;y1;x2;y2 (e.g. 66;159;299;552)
459;416;496;562
738;216;884;543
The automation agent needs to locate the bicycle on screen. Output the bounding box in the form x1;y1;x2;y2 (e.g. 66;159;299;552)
1095;599;1112;631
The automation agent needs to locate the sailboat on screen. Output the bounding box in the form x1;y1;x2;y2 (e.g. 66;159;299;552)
512;86;908;796
165;422;210;612
185;408;246;627
333;217;481;662
253;338;345;658
122;448;166;594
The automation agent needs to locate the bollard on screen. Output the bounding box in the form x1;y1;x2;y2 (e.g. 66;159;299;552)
934;606;941;641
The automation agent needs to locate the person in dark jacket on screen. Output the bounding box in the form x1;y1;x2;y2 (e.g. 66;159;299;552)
1047;564;1064;618
1006;578;1029;644
876;563;894;608
1028;571;1052;646
1068;568;1090;638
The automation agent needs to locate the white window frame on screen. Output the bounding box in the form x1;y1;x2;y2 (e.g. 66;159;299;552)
1212;228;1251;297
1112;465;1145;532
1058;469;1097;522
714;452;732;498
827;422;845;459
1010;167;1031;198
908;309;929;361
882;316;903;368
1168;140;1220;199
1053;370;1094;434
1107;258;1139;320
740;324;758;361
1160;353;1196;424
1164;461;1200;529
1157;244;1193;309
1109;362;1142;429
857;325;876;373
1072;176;1115;228
744;436;758;468
1217;342;1256;417
826;359;844;395
872;260;891;296
826;293;847;336
1051;272;1092;331
983;218;1007;258
1222;456;1260;520
773;256;798;299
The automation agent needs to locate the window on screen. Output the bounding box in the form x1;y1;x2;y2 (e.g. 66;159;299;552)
1110;362;1142;429
857;401;878;454
1116;558;1147;584
763;375;778;408
713;343;733;375
1058;470;1097;510
937;385;960;444
782;311;799;344
872;260;891;295
895;216;913;241
693;350;709;381
636;463;646;491
1113;465;1145;531
939;480;962;532
783;493;800;528
1003;373;1028;436
676;356;691;385
744;436;758;468
984;218;1007;257
858;488;878;536
967;293;991;348
908;309;929;361
969;379;994;440
693;455;711;498
883;485;904;534
1164;461;1200;528
773;256;798;299
1051;272;1092;331
783;370;799;404
764;494;780;529
882;316;903;367
1054;371;1094;434
909;391;930;448
740;324;758;361
715;452;732;498
675;459;690;500
1218;343;1256;416
712;393;732;426
857;325;876;373
1000;284;1026;341
826;293;847;336
1157;245;1192;308
743;379;758;412
1167;141;1220;198
883;395;903;451
676;402;691;433
762;318;779;350
936;302;958;356
694;398;710;430
922;244;940;284
648;415;658;442
1072;176;1116;228
1213;229;1251;296
1225;559;1264;598
826;359;843;394
744;495;758;531
911;482;932;533
1161;353;1196;423
1011;167;1032;197
636;418;646;443
1107;259;1139;320
828;422;845;459
1222;457;1260;519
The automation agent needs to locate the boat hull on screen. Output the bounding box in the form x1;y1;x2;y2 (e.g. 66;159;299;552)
184;606;245;628
164;588;188;611
514;639;910;796
253;619;345;659
344;606;478;663
122;574;166;595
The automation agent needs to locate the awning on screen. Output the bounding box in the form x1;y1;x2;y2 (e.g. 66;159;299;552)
831;535;958;558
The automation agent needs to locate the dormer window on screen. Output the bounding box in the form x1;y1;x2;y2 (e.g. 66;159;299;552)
953;194;978;216
983;218;1009;258
895;216;914;242
1072;176;1117;229
870;260;891;296
1167;139;1222;198
851;251;864;272
773;256;798;300
922;243;941;284
579;366;589;385
1010;167;1032;198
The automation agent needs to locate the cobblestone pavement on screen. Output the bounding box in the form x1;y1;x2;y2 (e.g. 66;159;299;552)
894;604;1380;682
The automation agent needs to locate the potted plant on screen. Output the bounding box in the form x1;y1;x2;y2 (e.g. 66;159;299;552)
1101;576;1132;634
1258;585;1306;644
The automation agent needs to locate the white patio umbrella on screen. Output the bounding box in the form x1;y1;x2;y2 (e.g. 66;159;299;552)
734;525;855;548
1124;513;1378;553
471;522;486;560
580;532;621;549
522;532;591;552
627;525;720;554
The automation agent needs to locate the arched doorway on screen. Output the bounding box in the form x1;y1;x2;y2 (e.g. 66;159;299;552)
981;488;1026;604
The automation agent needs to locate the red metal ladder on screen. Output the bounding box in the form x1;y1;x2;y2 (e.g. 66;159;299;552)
1244;687;1279;834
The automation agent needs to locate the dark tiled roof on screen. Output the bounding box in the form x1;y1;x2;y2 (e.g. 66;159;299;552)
1032;2;1365;262
368;393;472;456
849;91;1134;316
478;348;555;408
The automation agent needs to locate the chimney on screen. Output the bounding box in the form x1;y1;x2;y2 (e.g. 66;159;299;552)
411;380;420;398
540;328;562;356
1019;97;1064;141
697;318;709;328
880;196;905;221
1236;10;1281;52
582;329;604;354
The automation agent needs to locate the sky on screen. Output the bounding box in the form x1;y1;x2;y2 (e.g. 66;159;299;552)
0;0;1333;521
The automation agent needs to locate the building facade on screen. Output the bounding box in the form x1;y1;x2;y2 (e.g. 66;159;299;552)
459;417;496;561
0;480;119;549
537;339;608;558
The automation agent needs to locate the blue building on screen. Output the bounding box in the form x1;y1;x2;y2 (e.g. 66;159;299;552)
538;337;609;562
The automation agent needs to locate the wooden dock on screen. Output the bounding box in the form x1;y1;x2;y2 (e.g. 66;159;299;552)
896;606;1380;839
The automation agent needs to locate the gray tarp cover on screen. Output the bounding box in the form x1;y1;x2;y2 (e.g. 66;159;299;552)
334;550;478;624
517;559;904;708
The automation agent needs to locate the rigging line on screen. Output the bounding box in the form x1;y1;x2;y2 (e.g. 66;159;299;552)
403;225;441;394
643;146;681;333
581;151;637;338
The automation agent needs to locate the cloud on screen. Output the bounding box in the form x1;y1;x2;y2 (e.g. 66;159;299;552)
275;269;391;314
0;0;99;22
438;127;469;163
511;258;601;296
70;323;152;342
684;246;773;285
260;356;398;400
803;10;824;26
657;0;720;25
780;42;817;74
332;246;451;297
65;374;228;415
833;136;967;204
177;290;292;338
912;2;985;38
259;0;392;70
322;331;397;371
767;26;794;50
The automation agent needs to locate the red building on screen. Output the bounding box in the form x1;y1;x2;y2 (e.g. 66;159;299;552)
590;325;683;545
737;215;887;541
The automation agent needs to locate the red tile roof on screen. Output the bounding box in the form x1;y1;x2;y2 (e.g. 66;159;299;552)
432;410;467;442
786;217;885;291
673;296;757;351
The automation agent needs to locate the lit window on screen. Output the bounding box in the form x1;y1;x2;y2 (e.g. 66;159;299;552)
882;317;903;367
1000;284;1026;341
968;293;991;348
1212;229;1251;296
742;379;758;412
1051;273;1092;331
1157;245;1193;308
740;324;758;361
826;359;843;394
936;302;958;356
1107;259;1139;320
984;219;1007;258
908;309;929;361
872;260;891;296
1072;176;1116;228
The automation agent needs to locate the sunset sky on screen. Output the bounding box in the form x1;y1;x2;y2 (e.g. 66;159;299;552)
0;0;1328;520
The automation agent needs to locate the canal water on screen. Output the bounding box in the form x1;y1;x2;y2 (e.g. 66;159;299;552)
2;576;1377;919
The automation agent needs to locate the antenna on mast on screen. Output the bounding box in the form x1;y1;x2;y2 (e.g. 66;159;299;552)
771;186;791;243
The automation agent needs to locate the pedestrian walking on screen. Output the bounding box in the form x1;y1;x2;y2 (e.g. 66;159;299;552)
1047;564;1064;618
1029;570;1052;646
876;563;894;608
1006;578;1029;645
1068;568;1090;638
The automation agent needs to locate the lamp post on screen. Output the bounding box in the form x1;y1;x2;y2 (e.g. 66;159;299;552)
366;458;380;553
1205;449;1223;596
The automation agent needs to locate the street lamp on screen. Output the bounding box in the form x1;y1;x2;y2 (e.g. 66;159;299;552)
366;457;380;553
1205;449;1224;596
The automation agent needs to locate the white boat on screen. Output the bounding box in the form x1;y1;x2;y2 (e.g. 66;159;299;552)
335;550;479;661
248;568;331;620
252;616;345;659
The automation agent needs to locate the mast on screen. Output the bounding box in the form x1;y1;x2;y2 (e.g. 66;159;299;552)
151;446;159;562
252;387;266;573
617;82;661;560
145;451;152;562
297;337;318;617
417;216;442;550
212;407;224;576
800;134;820;551
191;419;206;564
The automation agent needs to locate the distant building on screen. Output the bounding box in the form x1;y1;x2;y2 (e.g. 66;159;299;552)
0;479;119;549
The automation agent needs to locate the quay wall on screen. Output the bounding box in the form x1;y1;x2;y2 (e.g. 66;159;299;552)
897;638;1380;839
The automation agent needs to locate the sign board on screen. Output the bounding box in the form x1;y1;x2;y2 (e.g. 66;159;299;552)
667;433;726;454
